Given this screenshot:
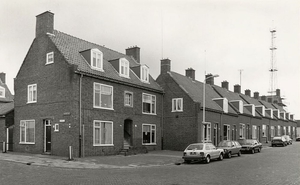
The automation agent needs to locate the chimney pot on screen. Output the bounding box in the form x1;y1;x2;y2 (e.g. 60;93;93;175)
221;81;229;90
205;74;214;85
254;92;259;99
245;89;251;96
36;11;54;38
0;72;5;84
234;84;241;94
185;68;195;80
126;46;140;63
276;89;280;97
261;95;266;101
160;58;171;74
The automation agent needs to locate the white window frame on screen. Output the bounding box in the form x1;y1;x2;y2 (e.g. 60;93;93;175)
277;125;281;136
91;49;103;71
239;123;245;139
141;65;149;83
124;91;133;107
93;83;113;110
271;126;275;137
224;124;230;141
46;52;54;65
142;93;156;115
119;58;130;78
142;124;156;145
54;124;59;132
0;86;5;98
262;125;267;137
203;122;211;142
252;125;257;139
20;120;35;144
93;120;114;146
172;98;183;112
27;84;37;103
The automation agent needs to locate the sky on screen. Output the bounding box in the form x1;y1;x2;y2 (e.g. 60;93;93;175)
1;0;299;119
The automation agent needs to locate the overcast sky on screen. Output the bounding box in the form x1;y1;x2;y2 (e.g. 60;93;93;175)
1;0;299;119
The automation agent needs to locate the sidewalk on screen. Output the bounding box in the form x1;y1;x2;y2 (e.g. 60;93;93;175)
0;150;183;169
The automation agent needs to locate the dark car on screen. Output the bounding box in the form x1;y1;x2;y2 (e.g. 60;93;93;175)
282;135;292;145
238;139;262;154
296;137;300;142
217;140;242;158
271;136;287;147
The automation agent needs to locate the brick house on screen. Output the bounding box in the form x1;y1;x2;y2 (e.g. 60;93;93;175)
0;72;14;151
14;11;163;157
156;59;238;150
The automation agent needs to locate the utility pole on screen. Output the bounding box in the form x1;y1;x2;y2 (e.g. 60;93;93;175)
238;69;243;87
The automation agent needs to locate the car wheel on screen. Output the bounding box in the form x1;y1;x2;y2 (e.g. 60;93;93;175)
219;153;223;161
271;144;274;147
184;160;191;164
205;155;210;164
251;149;255;154
257;148;261;153
237;151;241;156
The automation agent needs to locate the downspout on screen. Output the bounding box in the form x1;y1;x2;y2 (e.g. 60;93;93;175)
220;112;223;142
79;74;83;157
161;94;164;150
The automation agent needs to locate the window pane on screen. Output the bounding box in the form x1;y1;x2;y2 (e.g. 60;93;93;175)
26;121;35;143
143;125;150;144
101;94;112;108
95;127;100;144
101;122;112;144
20;126;25;142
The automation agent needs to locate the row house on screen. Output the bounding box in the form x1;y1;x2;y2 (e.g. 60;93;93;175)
156;59;297;151
14;11;163;157
0;73;14;151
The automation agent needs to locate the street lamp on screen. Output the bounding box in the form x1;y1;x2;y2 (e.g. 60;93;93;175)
202;73;219;142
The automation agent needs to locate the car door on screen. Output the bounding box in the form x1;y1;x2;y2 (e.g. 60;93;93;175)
231;141;237;154
210;144;219;159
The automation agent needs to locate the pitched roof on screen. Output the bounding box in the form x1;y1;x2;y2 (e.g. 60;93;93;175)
48;30;163;92
169;71;237;114
0;79;14;103
0;102;14;115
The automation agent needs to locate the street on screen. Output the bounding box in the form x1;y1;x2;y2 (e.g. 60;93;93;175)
1;143;300;185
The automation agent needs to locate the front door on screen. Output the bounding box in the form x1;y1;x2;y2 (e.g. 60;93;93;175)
44;120;51;153
213;124;218;145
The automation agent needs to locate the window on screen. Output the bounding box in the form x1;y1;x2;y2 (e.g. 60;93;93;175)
203;122;211;142
124;91;133;107
262;125;267;137
172;98;183;112
46;52;54;64
120;58;129;78
239;123;245;139
142;93;156;114
283;127;286;135
271;126;275;137
20;120;35;144
93;121;113;146
141;65;149;83
94;83;113;109
28;84;37;103
224;125;230;140
288;126;291;135
277;125;281;136
252;125;257;139
142;124;156;145
54;124;59;132
0;86;5;98
91;49;103;70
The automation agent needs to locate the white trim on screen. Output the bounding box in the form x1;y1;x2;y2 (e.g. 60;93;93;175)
27;84;37;103
172;98;183;112
0;86;5;98
124;91;133;107
142;93;156;115
19;120;35;144
93;82;114;110
44;120;51;152
6;128;9;150
54;124;59;132
93;120;114;146
46;52;54;65
91;48;104;71
119;58;130;78
140;65;149;83
142;124;156;145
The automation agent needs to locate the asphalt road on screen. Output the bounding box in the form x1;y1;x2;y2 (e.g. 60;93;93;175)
1;143;300;185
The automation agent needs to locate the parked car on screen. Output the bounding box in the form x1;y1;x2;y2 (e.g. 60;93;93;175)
296;137;300;142
282;135;292;145
182;143;224;164
238;139;262;154
271;136;287;147
217;140;242;158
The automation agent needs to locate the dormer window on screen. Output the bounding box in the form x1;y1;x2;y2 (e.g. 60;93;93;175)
46;52;54;65
213;98;228;113
141;65;149;83
0;86;5;98
119;58;129;78
91;49;103;71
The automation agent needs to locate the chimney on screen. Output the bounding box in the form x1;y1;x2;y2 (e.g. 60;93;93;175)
268;98;272;103
276;89;280;97
0;72;5;84
261;95;266;101
185;68;195;80
234;84;241;94
126;46;140;63
205;74;214;85
36;11;54;38
160;58;171;74
254;92;259;99
221;81;229;90
245;89;251;96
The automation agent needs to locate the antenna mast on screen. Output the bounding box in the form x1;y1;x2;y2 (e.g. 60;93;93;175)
238;69;243;87
268;28;278;100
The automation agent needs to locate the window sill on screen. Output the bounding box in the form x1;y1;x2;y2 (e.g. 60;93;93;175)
91;67;104;72
93;106;114;110
93;144;114;147
142;112;157;115
27;101;37;104
45;62;54;65
19;142;35;145
171;110;183;112
142;143;156;146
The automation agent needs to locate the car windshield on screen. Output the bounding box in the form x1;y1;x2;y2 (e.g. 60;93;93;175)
186;144;203;150
218;141;231;147
239;139;254;145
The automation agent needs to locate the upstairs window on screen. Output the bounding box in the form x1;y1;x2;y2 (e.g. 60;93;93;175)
142;93;156;114
94;83;113;109
0;86;5;98
172;98;183;112
119;58;129;78
46;52;54;65
91;49;103;71
28;84;37;103
141;65;149;83
124;91;133;107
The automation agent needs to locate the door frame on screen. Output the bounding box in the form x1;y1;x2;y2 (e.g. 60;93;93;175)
44;119;51;153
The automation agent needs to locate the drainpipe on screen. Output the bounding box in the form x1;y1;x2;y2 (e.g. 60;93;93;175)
79;74;83;157
161;94;164;150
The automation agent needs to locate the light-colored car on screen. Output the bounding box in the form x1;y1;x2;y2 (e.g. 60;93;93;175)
271;136;287;147
282;135;292;145
182;143;224;164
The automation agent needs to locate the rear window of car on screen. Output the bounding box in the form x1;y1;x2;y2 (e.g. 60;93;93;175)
218;141;231;147
239;139;254;145
187;144;203;150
